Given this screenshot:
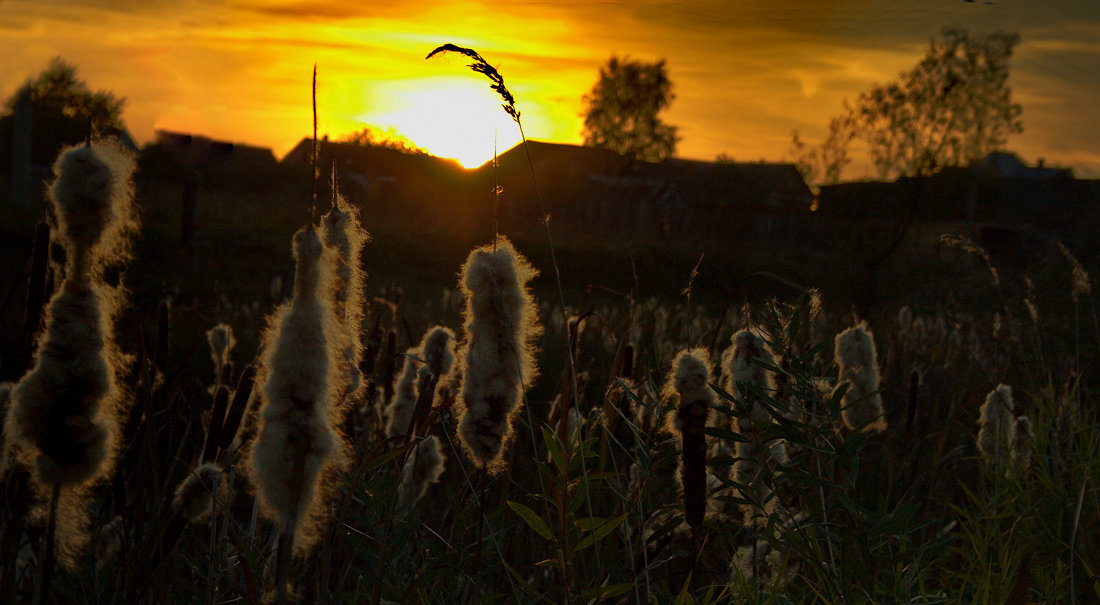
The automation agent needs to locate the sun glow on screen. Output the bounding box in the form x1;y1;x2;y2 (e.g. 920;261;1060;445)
353;77;524;168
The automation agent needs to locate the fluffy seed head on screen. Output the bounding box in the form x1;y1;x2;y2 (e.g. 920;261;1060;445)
6;140;138;490
173;463;228;522
977;384;1015;464
720;330;776;426
248;227;344;552
322;195;369;395
421;326;456;389
48;139;137;277
396;435;445;512
384;349;420;439
833;322;887;433
663;348;715;433
454;237;541;471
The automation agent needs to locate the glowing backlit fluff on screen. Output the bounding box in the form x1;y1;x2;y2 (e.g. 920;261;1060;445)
321;195;368;397
454;237;541;471
384;348;420;439
173;463;228;523
396;435;445;512
720;330;777;426
421;326;456;393
662;348;714;529
248;227;342;552
833;322;887;433
6;139;136;491
977;384;1016;464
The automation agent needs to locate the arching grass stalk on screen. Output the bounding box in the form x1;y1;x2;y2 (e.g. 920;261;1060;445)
427;44;601;584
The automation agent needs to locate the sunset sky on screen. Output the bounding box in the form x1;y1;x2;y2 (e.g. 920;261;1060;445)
2;0;1099;176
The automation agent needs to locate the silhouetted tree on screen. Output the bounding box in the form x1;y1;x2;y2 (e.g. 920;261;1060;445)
338;126;426;155
1;57;126;167
582;57;678;162
795;28;1022;183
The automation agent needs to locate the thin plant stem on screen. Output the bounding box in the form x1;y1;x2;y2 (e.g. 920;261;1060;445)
36;480;61;605
274;450;306;605
309;63;319;226
516;120;602;578
207;474;219;605
474;465;487;578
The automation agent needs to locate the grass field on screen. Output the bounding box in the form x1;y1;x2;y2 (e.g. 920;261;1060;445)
1;138;1098;604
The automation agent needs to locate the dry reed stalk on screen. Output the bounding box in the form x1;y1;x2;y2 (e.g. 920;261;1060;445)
155;299;170;374
218;365;257;451
201;386;230;464
206;323;235;389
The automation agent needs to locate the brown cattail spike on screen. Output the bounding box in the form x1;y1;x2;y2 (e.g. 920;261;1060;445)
218;364;257;451
663;348;715;530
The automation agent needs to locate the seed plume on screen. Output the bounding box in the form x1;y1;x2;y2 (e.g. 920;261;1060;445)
662;348;714;530
248;227;343;552
454;237;541;472
396;435;446;512
833;322;887;433
321;195;368;396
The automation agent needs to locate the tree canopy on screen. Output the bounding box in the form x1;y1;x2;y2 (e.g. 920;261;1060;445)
337;126;426;155
794;28;1023;184
581;57;678;162
2;57;127;166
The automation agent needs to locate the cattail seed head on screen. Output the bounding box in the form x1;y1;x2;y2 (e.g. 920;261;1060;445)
833;322;887;433
6;139;136;491
173;463;228;522
454;237;541;472
384;349;420;439
248;227;343;552
421;326;456;391
663;348;714;529
977;384;1015;464
93;515;124;566
396;435;445;512
322;195;369;396
48;139;137;278
720;330;776;427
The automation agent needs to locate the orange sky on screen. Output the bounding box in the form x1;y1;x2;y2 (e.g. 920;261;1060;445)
3;0;1100;176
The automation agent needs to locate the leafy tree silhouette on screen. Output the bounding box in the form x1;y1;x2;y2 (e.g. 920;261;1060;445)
582;57;678;162
2;57;127;168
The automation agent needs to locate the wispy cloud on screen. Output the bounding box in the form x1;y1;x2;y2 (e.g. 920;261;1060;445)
3;0;1099;174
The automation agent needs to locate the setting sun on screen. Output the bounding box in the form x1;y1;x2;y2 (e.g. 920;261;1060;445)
349;76;524;168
